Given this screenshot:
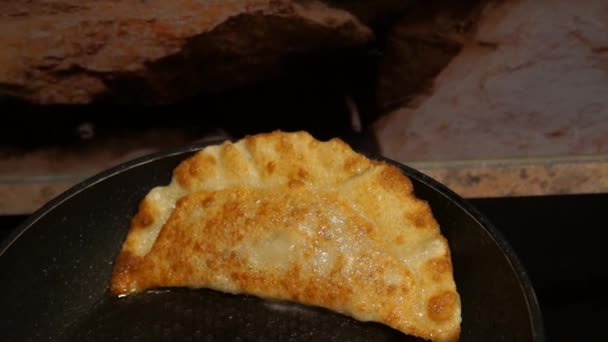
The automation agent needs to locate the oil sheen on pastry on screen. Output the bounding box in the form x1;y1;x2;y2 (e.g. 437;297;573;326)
111;131;461;342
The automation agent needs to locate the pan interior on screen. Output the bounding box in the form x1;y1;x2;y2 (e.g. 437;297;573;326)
67;288;415;341
0;147;542;341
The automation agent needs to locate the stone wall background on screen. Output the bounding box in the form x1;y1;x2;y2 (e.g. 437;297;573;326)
1;0;607;213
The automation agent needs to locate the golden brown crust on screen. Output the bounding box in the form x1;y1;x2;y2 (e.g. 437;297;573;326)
130;198;158;230
111;250;143;294
427;291;459;322
425;256;454;283
111;131;461;341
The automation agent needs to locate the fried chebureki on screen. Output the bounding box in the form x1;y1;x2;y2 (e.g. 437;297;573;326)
111;131;461;341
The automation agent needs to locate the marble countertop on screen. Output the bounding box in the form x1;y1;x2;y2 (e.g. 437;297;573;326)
1;136;606;215
409;155;608;198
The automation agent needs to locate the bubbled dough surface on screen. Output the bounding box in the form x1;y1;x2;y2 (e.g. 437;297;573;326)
111;131;461;342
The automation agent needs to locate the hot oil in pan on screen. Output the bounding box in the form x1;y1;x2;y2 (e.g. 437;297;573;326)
66;288;422;341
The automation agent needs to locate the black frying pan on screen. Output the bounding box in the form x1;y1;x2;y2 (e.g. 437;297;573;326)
0;143;544;341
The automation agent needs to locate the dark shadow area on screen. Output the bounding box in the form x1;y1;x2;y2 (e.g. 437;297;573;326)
470;193;608;342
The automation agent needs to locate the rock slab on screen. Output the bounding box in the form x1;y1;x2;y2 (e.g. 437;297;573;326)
0;0;372;104
375;0;608;162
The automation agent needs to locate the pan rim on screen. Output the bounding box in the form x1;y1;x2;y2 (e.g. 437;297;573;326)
0;140;545;341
